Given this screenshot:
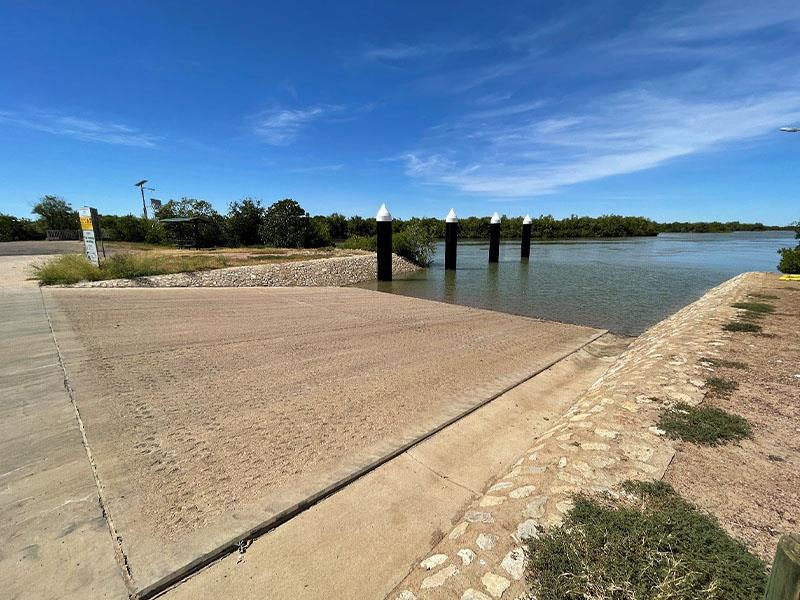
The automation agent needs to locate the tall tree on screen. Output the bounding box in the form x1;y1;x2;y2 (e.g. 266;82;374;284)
32;195;79;230
225;198;265;246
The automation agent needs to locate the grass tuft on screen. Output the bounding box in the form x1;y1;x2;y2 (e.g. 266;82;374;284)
659;402;751;445
731;302;775;314
723;321;762;333
700;357;748;370
526;480;766;600
748;293;778;300
32;254;102;285
706;376;738;396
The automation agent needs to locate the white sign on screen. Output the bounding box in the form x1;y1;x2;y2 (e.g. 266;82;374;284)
79;206;100;267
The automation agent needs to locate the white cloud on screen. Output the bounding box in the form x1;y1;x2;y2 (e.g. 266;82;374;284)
361;39;482;63
402;1;800;197
252;105;334;145
0;109;159;147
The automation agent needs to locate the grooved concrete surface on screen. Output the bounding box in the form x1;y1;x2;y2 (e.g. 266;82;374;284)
163;333;628;600
0;257;127;600
42;286;603;594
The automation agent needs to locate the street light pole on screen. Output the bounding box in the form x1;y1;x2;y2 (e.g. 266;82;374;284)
134;179;155;219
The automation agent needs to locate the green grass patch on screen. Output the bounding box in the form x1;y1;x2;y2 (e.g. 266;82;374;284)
731;302;775;314
748;293;778;300
658;402;751;445
32;253;230;285
723;321;762;333
706;376;738;396
526;480;766;600
700;357;748;370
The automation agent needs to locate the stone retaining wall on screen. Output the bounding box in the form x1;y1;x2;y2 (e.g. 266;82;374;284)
71;254;418;288
391;272;757;600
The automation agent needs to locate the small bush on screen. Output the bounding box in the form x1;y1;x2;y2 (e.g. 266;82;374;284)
659;402;751;445
393;223;436;267
700;357;748;370
731;302;775;314
723;321;762;333
526;480;766;600
341;235;376;251
706;376;739;396
778;245;800;274
32;254;101;285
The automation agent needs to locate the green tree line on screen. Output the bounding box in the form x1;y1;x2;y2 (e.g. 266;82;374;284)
0;195;792;245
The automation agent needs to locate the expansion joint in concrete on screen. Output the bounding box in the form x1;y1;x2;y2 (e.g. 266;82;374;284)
39;288;138;597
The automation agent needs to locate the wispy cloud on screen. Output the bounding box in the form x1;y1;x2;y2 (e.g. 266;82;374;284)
287;163;344;173
360;39;482;64
252;105;337;145
402;1;800;197
0;109;159;147
252;102;377;145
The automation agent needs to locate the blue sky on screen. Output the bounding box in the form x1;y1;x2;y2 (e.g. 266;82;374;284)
1;0;799;223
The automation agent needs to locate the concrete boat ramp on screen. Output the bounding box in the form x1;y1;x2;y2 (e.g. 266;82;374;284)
0;253;627;599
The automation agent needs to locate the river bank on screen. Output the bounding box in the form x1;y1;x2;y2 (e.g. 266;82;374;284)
391;271;799;599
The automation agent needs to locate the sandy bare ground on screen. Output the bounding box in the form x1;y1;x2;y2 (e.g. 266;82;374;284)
43;286;602;593
664;274;800;561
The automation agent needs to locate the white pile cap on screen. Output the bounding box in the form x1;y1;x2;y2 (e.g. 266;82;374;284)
376;203;392;222
445;208;458;223
523;214;532;225
490;212;501;224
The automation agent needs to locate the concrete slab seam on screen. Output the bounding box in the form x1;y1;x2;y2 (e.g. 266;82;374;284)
39;287;137;597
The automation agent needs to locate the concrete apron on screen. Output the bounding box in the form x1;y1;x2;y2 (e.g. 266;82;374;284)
0;284;129;599
160;333;630;600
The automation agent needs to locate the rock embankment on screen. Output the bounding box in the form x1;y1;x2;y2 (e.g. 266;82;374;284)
73;253;419;288
391;272;758;600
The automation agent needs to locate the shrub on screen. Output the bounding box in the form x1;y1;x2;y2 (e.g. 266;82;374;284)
393;223;436;266
706;376;739;397
723;321;762;333
526;480;767;600
659;402;751;445
341;235;376;251
700;357;748;370
778;245;800;274
32;254;102;285
304;216;332;248
100;214;150;242
0;214;45;241
731;302;775;314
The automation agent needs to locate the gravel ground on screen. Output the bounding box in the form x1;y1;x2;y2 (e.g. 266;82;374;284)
664;274;800;561
71;253;419;288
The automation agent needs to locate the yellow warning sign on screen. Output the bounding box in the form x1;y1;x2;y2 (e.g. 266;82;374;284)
80;215;94;231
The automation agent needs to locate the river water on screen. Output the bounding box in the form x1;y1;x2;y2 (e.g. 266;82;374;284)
357;231;795;336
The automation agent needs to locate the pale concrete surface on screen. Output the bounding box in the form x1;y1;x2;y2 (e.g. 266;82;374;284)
43;286;603;595
0;240;83;256
0;257;128;599
162;333;629;600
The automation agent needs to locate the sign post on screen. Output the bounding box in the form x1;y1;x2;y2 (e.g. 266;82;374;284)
79;206;101;267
